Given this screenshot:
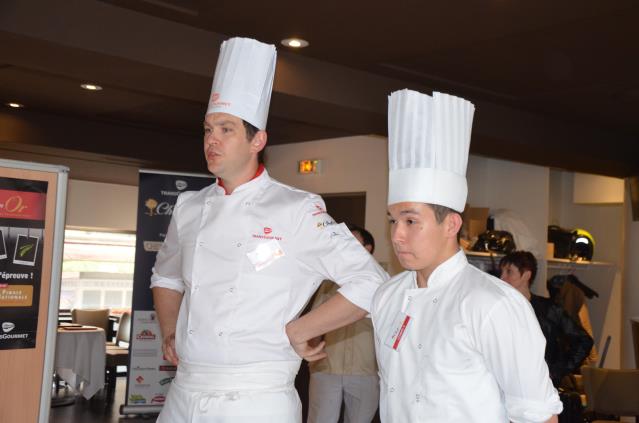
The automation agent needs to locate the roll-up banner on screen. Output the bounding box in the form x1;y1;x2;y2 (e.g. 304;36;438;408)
0;159;68;423
121;170;211;415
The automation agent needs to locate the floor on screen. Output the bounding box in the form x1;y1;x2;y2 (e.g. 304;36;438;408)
49;377;157;423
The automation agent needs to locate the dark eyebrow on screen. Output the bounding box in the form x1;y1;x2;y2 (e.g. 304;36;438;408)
387;209;420;217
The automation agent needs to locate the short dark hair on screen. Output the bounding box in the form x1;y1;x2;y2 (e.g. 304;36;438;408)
242;120;265;165
427;203;458;224
346;223;375;254
499;251;538;285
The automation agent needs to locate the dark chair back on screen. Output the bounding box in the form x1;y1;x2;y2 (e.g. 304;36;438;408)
582;366;639;417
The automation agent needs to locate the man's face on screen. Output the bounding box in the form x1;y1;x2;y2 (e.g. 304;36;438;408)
387;202;449;272
203;112;255;179
500;263;530;292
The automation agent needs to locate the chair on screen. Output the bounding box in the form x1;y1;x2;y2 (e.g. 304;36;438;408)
107;312;131;348
71;308;110;332
582;366;639;422
105;311;131;401
632;319;639;369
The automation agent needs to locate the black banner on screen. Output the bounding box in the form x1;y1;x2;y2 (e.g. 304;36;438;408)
0;177;48;350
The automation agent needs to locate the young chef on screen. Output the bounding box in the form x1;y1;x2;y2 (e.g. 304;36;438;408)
371;89;562;423
151;37;388;423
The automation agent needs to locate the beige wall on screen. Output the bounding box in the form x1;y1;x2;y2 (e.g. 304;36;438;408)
66;179;138;232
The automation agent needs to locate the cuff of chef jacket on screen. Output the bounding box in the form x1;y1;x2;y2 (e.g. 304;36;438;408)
336;276;381;313
505;394;563;423
150;273;185;294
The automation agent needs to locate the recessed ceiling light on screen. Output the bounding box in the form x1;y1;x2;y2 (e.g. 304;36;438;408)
81;83;102;91
6;102;24;108
281;38;309;48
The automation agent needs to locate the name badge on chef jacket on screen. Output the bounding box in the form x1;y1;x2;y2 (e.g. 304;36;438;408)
384;311;412;351
246;239;285;271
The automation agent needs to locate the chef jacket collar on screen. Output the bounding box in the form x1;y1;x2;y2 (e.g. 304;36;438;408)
414;248;467;290
215;164;266;195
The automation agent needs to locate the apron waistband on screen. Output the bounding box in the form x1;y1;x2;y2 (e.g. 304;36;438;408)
174;360;300;393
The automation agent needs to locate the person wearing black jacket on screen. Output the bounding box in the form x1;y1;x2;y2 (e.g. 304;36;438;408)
499;251;593;387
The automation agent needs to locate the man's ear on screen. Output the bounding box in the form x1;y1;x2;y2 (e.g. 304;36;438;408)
445;212;463;239
522;269;532;284
250;130;267;154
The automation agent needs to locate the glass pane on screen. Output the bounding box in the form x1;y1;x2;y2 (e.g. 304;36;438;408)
61;230;135;312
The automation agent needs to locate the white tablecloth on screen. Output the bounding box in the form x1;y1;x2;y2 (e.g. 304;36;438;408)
55;327;106;399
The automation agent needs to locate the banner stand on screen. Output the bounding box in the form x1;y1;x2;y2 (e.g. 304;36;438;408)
0;159;68;423
120;169;211;416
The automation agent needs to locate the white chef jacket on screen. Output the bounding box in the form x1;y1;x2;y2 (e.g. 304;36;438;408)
372;250;562;423
151;169;388;366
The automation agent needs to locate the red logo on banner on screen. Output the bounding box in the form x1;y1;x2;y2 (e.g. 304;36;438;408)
0;190;46;220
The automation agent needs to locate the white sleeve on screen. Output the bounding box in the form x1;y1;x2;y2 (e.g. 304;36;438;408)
295;195;389;312
150;194;187;293
478;295;563;423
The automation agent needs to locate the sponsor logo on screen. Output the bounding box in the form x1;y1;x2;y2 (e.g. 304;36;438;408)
132;348;158;357
136;329;156;340
133;366;154;371
175;180;188;191
151;394;166;404
316;219;336;229
2;322;15;333
312;203;327;216
137;313;157;324
210;92;231;107
144;198;175;216
158;376;174;386
128;394;146;404
263;227;272;235
136;375;144;384
159;365;177;372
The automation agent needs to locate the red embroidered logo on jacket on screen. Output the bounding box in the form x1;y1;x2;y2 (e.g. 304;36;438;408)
264;227;272;234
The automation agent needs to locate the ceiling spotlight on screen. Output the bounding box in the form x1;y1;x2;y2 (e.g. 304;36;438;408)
6;102;24;108
281;38;309;48
81;83;103;91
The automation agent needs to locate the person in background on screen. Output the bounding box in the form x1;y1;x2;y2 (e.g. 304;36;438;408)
499;251;593;387
307;224;380;423
372;89;562;422
150;37;388;423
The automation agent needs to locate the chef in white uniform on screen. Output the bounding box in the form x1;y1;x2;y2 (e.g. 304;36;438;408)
151;37;388;423
371;89;563;423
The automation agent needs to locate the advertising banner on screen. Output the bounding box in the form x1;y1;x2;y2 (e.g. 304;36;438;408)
0;177;48;350
123;170;211;413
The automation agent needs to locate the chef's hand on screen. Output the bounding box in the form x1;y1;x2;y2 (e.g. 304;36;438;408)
291;339;327;362
162;332;179;365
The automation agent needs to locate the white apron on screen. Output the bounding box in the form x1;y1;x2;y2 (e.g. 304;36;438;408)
157;360;301;423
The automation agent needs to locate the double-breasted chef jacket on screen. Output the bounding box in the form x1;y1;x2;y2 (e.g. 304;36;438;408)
150;169;388;421
372;250;562;423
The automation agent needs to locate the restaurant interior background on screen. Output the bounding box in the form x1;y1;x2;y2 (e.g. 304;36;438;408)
1;0;639;419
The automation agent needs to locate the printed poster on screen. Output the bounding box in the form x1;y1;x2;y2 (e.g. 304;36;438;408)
0;177;47;350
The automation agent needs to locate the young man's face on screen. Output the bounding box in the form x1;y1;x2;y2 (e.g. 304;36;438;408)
387;202;450;273
500;263;530;292
203;112;256;179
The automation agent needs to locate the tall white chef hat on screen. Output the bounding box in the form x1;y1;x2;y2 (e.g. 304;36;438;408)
388;89;475;212
206;37;277;130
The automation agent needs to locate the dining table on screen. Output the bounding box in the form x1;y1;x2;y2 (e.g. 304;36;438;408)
54;325;106;400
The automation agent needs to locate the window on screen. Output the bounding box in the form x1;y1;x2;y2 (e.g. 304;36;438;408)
60;230;135;311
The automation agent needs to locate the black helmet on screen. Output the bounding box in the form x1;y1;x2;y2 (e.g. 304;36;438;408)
569;228;595;261
472;230;516;254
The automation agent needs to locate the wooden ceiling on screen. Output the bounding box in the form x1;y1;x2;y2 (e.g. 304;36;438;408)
1;0;638;177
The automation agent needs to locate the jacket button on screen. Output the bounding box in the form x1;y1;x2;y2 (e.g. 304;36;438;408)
188;329;193;334
433;298;438;304
390;387;395;393
236;243;242;247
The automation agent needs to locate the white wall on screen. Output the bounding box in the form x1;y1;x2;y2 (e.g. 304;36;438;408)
66;179;138;232
266;135;396;272
466;156;550;293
